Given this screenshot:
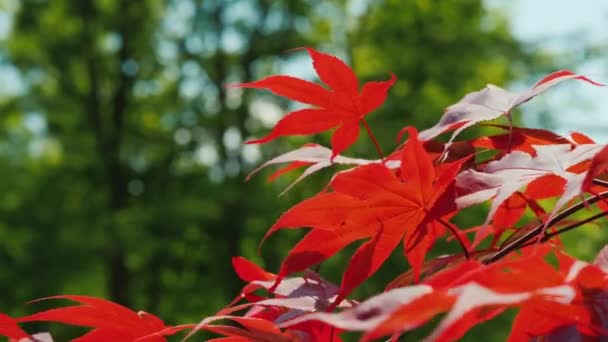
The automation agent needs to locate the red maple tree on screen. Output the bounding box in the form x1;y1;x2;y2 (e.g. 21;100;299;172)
3;48;608;341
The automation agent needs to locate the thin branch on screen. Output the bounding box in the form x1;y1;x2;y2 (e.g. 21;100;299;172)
482;190;608;264
361;118;384;162
541;210;608;241
593;178;608;188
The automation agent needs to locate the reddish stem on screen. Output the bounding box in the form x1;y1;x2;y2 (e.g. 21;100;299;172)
361;118;384;162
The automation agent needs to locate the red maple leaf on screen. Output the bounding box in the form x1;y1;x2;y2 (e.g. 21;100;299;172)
18;295;194;342
233;48;396;158
263;127;467;305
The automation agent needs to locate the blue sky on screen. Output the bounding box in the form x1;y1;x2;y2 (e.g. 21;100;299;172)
500;0;608;44
489;0;608;141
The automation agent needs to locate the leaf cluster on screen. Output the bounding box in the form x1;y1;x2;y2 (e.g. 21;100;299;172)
2;48;608;342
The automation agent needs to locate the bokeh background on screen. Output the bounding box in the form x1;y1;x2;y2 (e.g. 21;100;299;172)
0;0;606;340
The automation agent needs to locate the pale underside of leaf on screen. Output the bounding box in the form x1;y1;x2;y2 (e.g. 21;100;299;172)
426;283;576;341
280;285;433;331
456;144;604;243
247;144;380;194
419;70;602;146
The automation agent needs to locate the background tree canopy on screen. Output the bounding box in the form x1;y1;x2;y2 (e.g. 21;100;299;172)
0;0;576;339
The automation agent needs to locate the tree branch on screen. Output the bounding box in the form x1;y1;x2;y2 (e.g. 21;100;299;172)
482;189;608;264
541;210;608;241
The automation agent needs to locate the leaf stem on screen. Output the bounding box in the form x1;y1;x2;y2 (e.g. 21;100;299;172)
361;118;385;162
482;189;608;264
506;113;513;153
438;218;470;259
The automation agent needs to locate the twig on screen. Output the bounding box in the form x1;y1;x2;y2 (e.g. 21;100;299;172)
482;190;608;264
593;178;608;188
541;211;608;241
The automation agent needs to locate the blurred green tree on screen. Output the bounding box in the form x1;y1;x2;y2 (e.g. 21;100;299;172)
0;0;330;323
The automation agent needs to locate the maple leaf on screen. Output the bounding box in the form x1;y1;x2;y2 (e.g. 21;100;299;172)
507;251;608;341
233;48;396;158
17;295;194;342
430;249;608;341
456;143;604;244
262;127;467;304
419;70;603;147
